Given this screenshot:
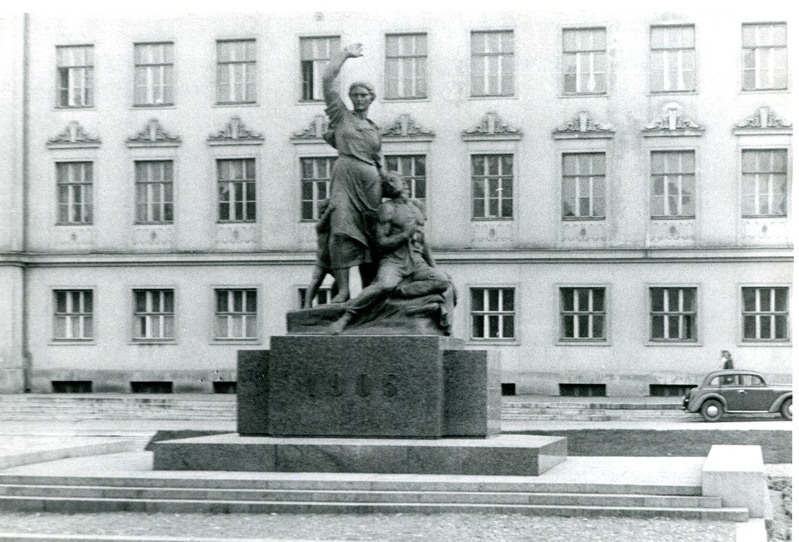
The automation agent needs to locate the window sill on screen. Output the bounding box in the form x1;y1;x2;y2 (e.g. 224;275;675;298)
134;222;175;226
132;104;176;109
557;340;610;346
211;338;262;345
56;223;93;227
469;338;519;346
471;217;514;222
382;97;430;103
468;95;516;100
216;221;257;224
562;216;605;222
131;339;177;345
648;90;698;96
742;215;787;219
646;340;702;347
50;339;95;345
214;102;259;107
296;99;325;106
651;216;696;221
737;340;792;347
54;106;95;111
560;93;608;99
739;88;789;95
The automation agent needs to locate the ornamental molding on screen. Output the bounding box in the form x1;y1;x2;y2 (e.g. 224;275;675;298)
733;106;792;136
381;114;434;141
462;111;522;141
127;119;181;148
208;116;264;146
642;103;704;137
553;111;615;140
291;114;329;144
47;121;101;149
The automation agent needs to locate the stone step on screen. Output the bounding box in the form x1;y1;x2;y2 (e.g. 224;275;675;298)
0;475;702;496
0;495;750;521
0;484;723;508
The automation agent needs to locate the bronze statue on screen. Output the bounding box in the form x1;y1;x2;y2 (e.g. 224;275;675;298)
330;173;454;335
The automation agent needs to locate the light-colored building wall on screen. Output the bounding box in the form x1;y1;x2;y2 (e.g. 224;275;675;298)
5;10;794;394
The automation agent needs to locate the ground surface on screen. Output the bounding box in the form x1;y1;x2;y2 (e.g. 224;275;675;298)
0;512;737;541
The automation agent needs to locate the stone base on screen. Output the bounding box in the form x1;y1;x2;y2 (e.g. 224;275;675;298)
153;433;567;476
238;335;501;438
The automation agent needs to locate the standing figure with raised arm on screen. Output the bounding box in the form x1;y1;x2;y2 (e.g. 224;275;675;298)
322;42;385;303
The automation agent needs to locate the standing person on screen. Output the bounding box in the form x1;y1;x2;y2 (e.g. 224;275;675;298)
322;42;384;303
721;350;734;370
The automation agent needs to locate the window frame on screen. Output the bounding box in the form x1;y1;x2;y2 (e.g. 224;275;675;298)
384;32;428;101
740;147;789;218
212;287;259;342
468;286;517;342
299;35;341;102
56;44;95;109
562;27;608;96
558;286;609;344
131;288;176;343
740;285;791;343
52;289;95;342
216;157;257;223
561;151;606;220
470;29;515;98
648;286;699;343
134;159;175;225
649;24;697;94
650;149;697;219
133;41;175;107
741;22;788;92
470;153;514;220
55;160;94;225
384;154;428;203
215;38;257;105
300;156;335;222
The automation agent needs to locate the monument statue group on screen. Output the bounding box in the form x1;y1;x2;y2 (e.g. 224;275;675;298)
153;45;566;478
293;43;455;337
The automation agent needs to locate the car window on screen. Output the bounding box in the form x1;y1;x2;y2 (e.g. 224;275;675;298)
718;375;738;386
740;375;765;386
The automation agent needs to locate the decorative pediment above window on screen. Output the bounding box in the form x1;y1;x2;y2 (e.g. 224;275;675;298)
381;114;434;141
291;114;329;145
462;112;522;141
553;111;615;140
127;119;181;148
642;103;704;137
733;106;792;136
208;116;264;146
47;121;101;149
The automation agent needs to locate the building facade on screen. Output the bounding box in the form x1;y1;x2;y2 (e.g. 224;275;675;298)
0;10;792;395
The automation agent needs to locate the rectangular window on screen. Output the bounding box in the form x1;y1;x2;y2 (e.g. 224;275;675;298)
135;161;174;224
386;33;427;99
563;28;607;94
560;287;606;341
216;39;256;104
742;149;788;217
134;42;174;106
650;25;695;92
472;155;513;219
57;45;94;107
298;286;333;309
651;151;696;218
650;287;697;341
53;290;93;341
562;153;605;219
471;287;515;340
133;289;174;341
471;31;514;97
300;157;334;221
385;155;427;202
56;162;93;225
742;23;788;91
217;158;256;222
300;36;340;101
214;289;257;340
742;287;789;341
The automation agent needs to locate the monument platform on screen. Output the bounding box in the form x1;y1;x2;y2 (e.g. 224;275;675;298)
152;433;567;476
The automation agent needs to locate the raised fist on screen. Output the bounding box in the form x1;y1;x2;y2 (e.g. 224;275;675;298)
344;43;364;58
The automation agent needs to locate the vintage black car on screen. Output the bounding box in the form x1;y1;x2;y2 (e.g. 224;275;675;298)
682;370;792;422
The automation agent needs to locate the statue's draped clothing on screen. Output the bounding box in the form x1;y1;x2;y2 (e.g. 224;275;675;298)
325;93;383;269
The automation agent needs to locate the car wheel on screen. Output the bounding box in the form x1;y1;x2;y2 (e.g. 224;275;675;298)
700;399;724;422
780;398;792;421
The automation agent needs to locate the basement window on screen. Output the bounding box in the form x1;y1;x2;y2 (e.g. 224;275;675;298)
131;381;173;394
649;384;696;397
213;381;237;394
501;383;516;396
52;380;92;393
559;383;606;397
